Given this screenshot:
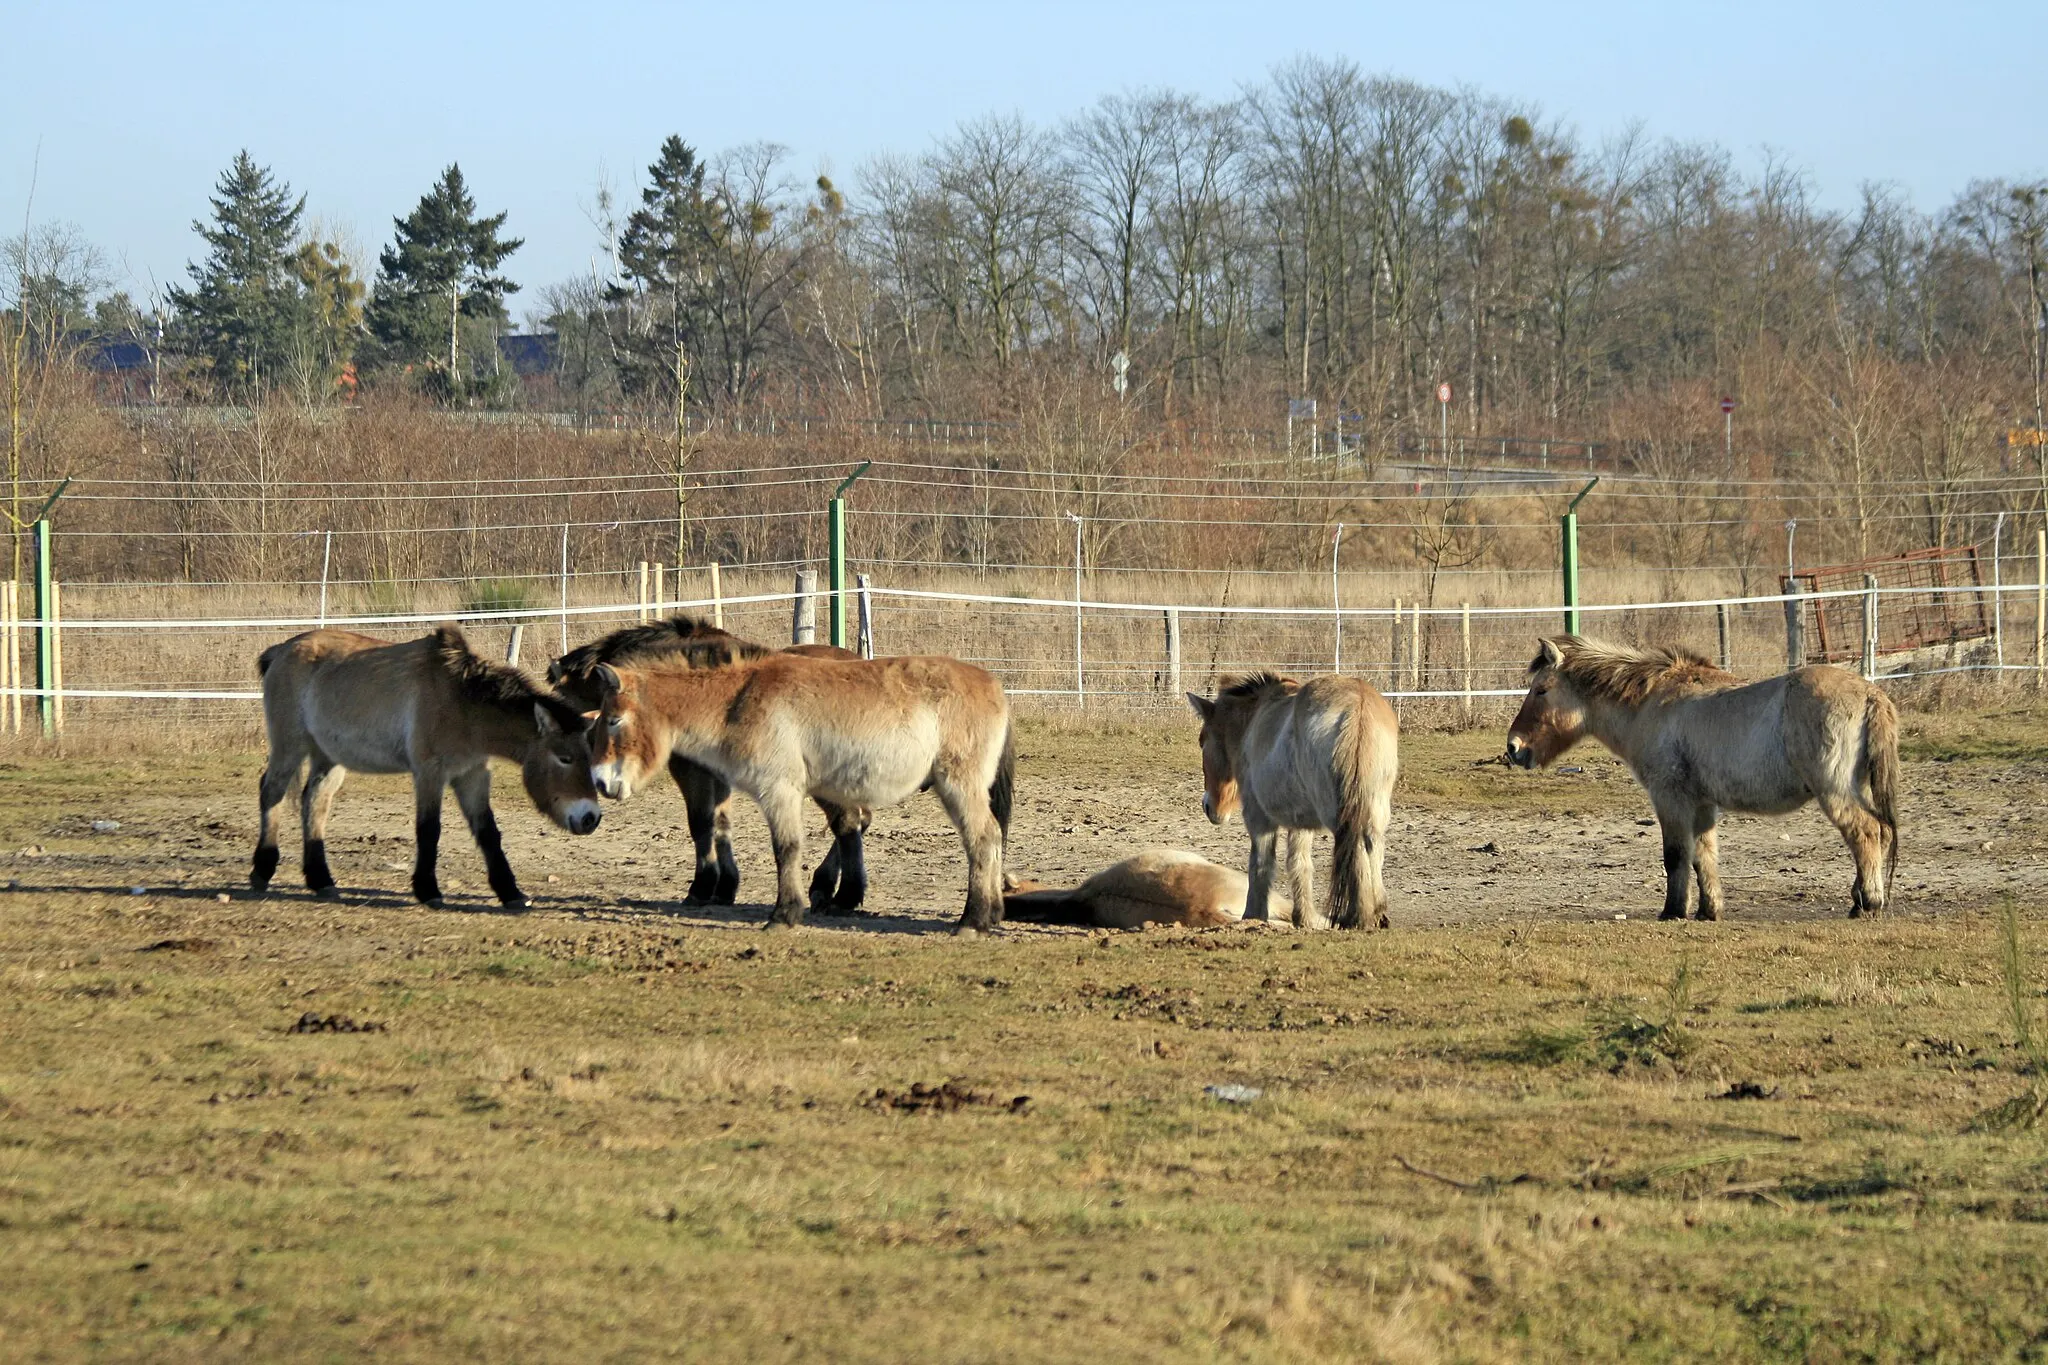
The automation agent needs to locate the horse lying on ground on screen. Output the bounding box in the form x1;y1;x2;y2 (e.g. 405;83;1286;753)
1506;635;1900;919
254;626;602;907
1003;848;1295;928
587;652;1014;933
550;616;870;910
1188;673;1399;928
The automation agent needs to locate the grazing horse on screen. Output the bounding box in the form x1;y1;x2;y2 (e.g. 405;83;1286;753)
549;616;870;910
587;653;1014;933
1505;636;1901;920
253;627;603;907
1187;673;1399;929
1003;849;1293;929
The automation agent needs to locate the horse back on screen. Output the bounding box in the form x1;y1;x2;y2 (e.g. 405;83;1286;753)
258;630;465;771
1242;677;1395;829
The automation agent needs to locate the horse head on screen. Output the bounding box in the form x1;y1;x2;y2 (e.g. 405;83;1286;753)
1506;638;1588;769
523;703;604;835
1187;673;1294;823
587;663;666;801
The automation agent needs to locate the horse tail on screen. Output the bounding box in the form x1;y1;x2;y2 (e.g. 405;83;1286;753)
1864;683;1901;895
256;640;291;679
988;719;1016;847
1328;688;1379;930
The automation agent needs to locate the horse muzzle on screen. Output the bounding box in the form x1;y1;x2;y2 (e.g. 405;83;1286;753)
1505;739;1537;770
562;799;602;835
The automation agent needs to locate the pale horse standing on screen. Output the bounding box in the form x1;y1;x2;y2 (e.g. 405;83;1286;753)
1187;673;1400;928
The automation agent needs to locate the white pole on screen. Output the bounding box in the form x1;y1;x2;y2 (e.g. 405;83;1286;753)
1992;511;2006;670
559;523;570;653
318;530;332;628
1331;523;1344;672
1069;512;1085;706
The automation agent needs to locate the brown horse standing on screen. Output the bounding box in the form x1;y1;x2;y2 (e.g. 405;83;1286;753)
1187;673;1400;929
1505;636;1900;919
588;653;1014;932
254;627;602;907
549;616;869;909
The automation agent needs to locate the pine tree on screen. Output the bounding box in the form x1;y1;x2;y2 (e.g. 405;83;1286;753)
165;151;307;394
606;136;723;400
364;165;522;398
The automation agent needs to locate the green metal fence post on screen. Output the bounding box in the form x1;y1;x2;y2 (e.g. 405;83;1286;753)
32;519;53;737
828;461;871;650
1561;478;1599;635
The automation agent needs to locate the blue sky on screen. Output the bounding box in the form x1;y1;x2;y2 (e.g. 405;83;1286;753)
3;0;2040;315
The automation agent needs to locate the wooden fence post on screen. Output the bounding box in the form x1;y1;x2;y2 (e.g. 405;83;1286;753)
1460;602;1472;725
793;568;817;645
1716;602;1732;671
637;561;649;622
652;563;666;617
1389;598;1402;691
1861;574;1880;679
506;623;525;667
1409;604;1422;690
709;562;723;628
1164;607;1182;697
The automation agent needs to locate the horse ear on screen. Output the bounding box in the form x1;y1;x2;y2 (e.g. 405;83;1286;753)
595;663;623;697
1537;639;1564;669
533;703;562;737
1186;692;1214;720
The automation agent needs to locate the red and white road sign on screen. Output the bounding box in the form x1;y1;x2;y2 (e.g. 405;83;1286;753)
1436;382;1452;404
1719;395;1736;414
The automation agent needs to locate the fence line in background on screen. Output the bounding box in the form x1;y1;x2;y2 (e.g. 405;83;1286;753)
10;576;2045;718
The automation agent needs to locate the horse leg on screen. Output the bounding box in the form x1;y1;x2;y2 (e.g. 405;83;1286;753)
299;754;347;898
452;765;527;908
757;783;809;927
933;777;1003;936
1242;814;1279;924
672;757;735;905
410;767;448;906
833;808;872;911
1692;805;1722;921
808;799;847;912
1818;793;1887;918
1655;806;1694;921
251;745;304;894
1283;828;1314;929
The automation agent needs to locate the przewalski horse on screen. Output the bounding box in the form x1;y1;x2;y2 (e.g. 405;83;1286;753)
587;653;1015;933
549;616;870;910
1003;849;1294;929
253;627;602;908
1187;673;1400;929
1506;636;1901;920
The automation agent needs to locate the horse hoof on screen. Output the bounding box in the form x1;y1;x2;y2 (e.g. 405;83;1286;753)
953;925;981;940
416;893;444;908
312;885;342;902
499;895;533;911
1694;908;1719;922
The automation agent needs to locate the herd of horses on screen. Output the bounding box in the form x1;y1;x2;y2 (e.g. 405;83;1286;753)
249;613;1904;931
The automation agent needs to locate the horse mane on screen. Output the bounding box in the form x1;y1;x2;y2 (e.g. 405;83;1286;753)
549;615;775;685
1541;636;1738;705
431;626;585;729
1217;670;1295;700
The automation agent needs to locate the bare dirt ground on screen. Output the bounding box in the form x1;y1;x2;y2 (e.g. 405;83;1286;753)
5;703;2048;1360
5;706;2041;933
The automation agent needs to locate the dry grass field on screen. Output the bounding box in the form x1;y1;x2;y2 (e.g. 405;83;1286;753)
3;704;2047;1361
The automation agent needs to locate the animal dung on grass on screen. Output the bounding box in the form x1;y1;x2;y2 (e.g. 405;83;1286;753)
287;1011;385;1035
862;1081;1029;1114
